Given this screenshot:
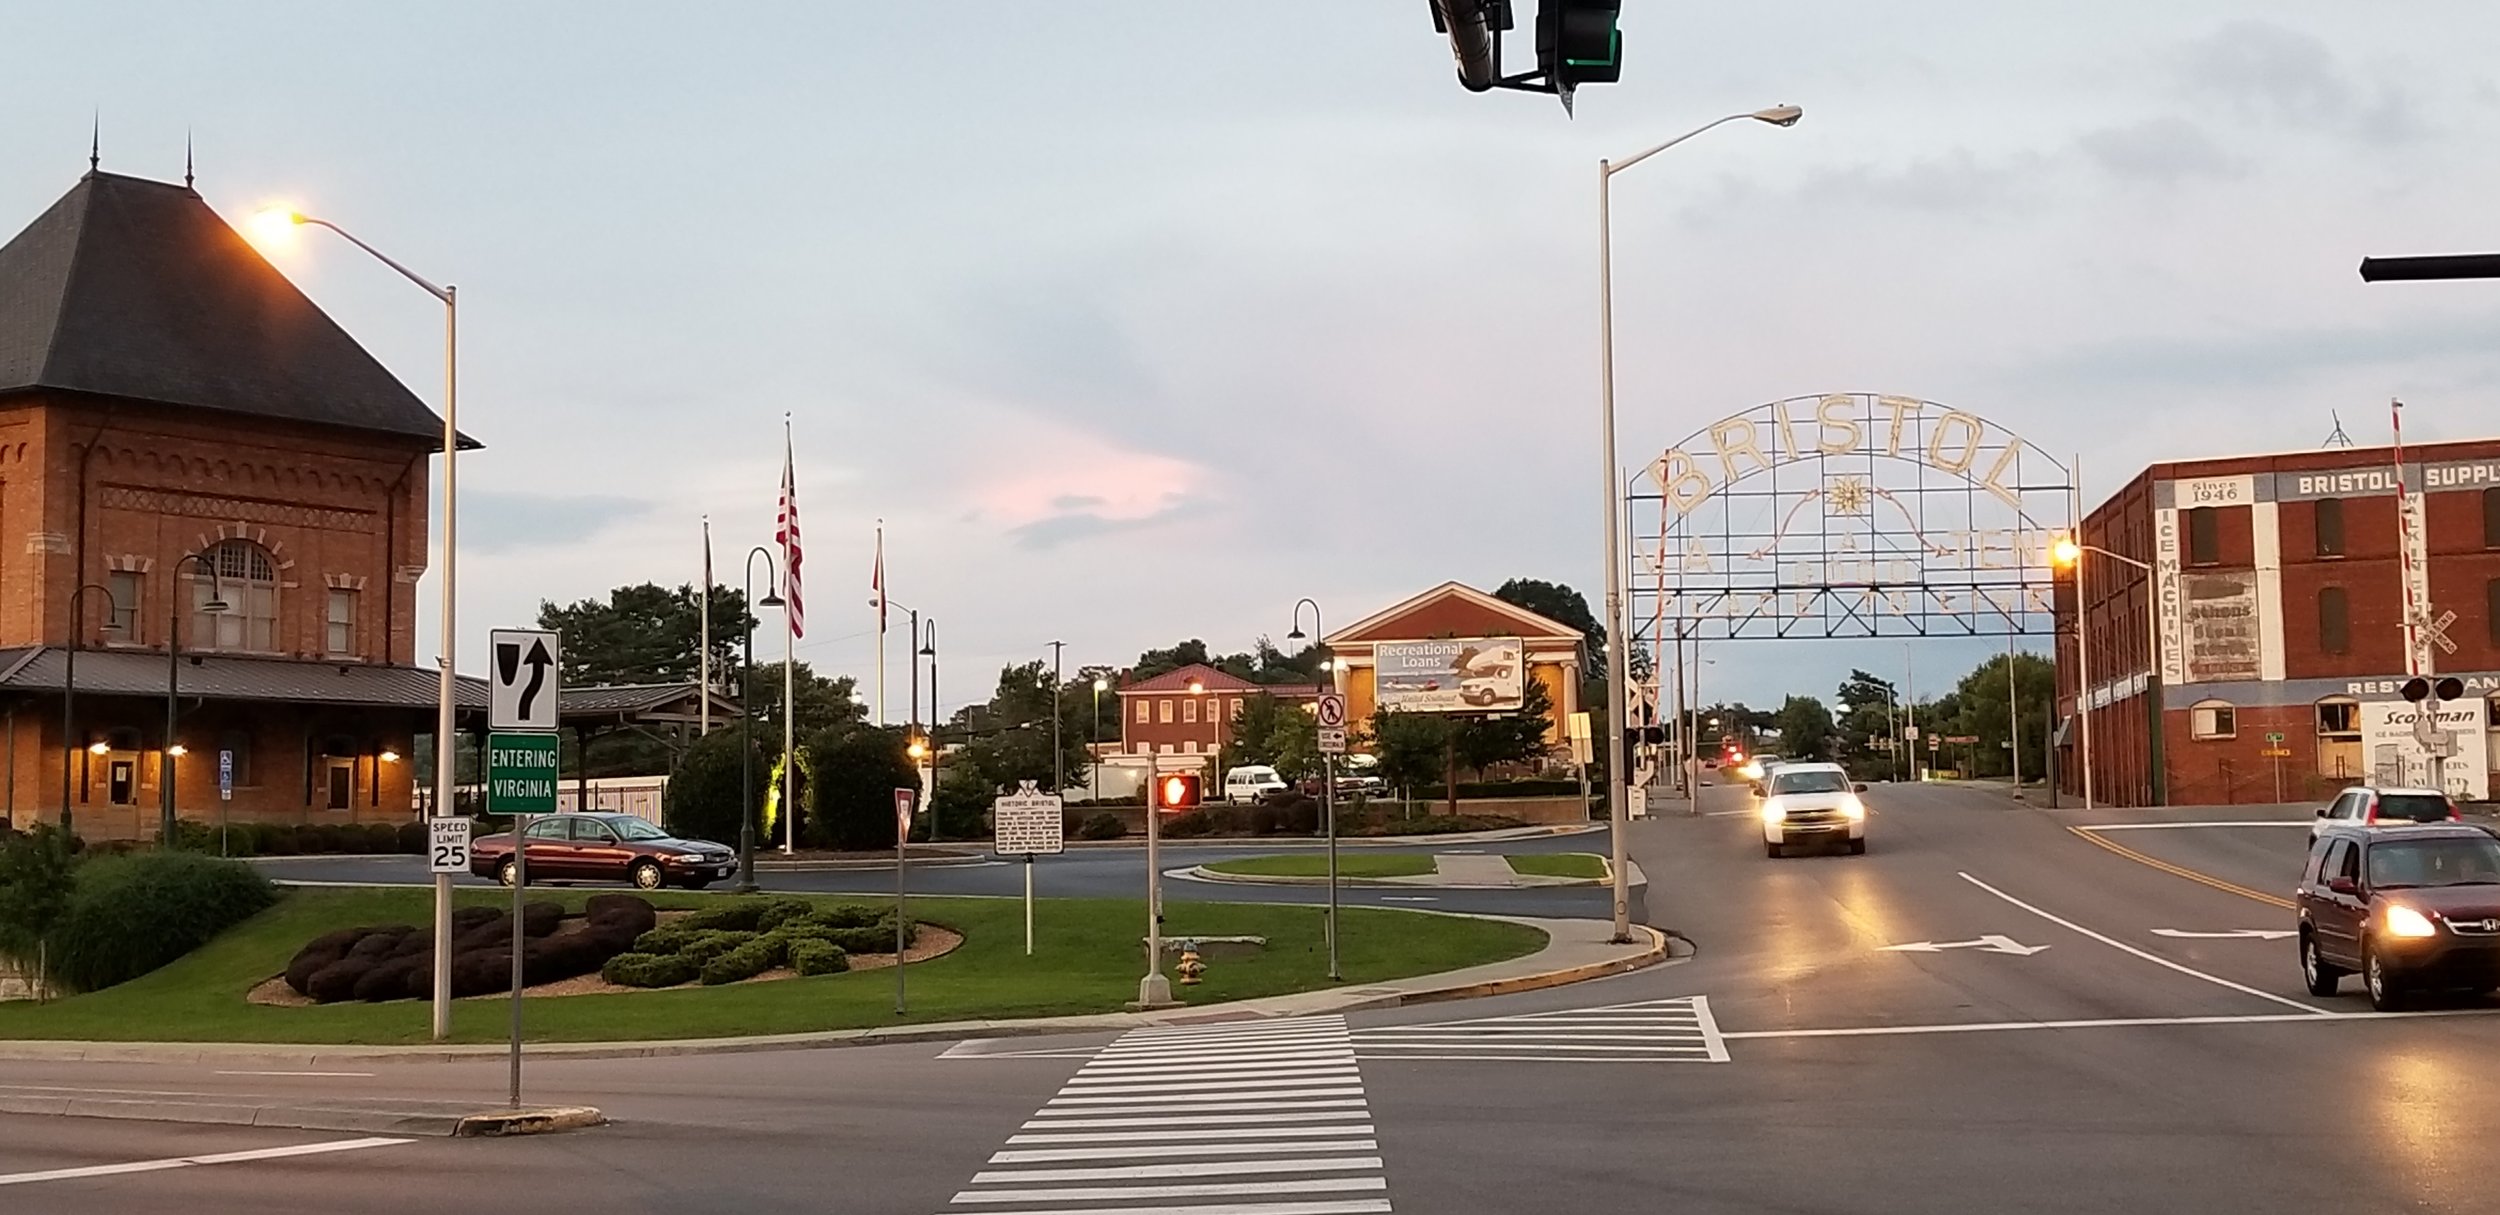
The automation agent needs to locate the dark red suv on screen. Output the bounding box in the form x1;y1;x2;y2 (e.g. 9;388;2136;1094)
2296;823;2500;1010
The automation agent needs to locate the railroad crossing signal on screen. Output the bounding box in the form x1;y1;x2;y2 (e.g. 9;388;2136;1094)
2422;609;2459;656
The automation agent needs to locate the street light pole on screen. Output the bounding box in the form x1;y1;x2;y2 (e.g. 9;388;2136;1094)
2054;538;2159;807
1091;678;1107;802
161;553;226;847
1597;105;1801;946
61;582;118;841
284;210;461;1041
1049;640;1065;795
922;622;939;842
1288;597;1337;981
740;546;783;895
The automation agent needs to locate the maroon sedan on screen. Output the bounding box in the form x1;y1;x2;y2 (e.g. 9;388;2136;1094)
469;813;738;891
2297;822;2500;1010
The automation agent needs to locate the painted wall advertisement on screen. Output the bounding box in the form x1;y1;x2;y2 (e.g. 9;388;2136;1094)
2179;571;2260;684
1374;637;1524;714
2359;700;2490;802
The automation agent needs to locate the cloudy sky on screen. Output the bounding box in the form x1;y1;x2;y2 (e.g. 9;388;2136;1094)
7;3;2498;716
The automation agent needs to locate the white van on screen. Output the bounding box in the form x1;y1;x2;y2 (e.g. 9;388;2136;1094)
1223;765;1289;804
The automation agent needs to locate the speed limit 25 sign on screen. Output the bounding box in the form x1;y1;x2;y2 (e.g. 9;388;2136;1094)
428;818;472;875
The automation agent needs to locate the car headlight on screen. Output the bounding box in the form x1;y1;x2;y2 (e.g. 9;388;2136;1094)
1761;802;1787;823
1841;797;1867;820
2385;904;2439;938
669;852;709;863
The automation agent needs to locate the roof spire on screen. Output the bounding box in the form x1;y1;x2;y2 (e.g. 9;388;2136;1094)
88;110;99;173
184;129;195;189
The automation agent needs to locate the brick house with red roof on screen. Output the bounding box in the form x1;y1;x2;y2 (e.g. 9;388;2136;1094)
1114;663;1323;768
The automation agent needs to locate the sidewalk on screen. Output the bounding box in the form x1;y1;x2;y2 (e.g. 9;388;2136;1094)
0;914;1672;1069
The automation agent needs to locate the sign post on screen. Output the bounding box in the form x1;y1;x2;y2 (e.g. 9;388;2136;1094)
993;781;1065;957
1315;692;1348;982
895;787;916;1014
486;627;561;1108
217;749;234;857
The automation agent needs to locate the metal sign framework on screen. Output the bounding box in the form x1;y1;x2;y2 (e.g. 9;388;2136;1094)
1626;393;2075;654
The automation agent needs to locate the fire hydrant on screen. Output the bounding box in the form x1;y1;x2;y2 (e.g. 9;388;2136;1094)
1176;941;1206;986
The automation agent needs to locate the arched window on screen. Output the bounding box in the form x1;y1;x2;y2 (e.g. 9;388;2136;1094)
193;540;278;652
2189;699;2237;740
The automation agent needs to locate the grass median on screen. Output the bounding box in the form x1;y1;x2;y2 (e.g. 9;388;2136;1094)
1505;853;1608;880
0;887;1544;1045
1201;854;1436;879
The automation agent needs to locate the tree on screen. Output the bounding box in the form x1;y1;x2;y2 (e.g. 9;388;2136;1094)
1775;695;1836;761
538;582;756;688
1453;676;1557;779
1130;639;1213;683
803;726;919;851
1833;670;1902;778
0;825;76;1001
1493;578;1602;656
661;729;764;847
1949;652;2056;780
955;661;1093;795
745;662;867;752
1368;709;1450;799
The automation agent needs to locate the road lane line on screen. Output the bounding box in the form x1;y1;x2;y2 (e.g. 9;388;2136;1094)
2078;821;2311;830
1958;872;2328;1014
0;1136;411;1188
213;1070;375;1078
1721;1007;2500;1041
1026;1111;1376;1130
2067;826;2295;909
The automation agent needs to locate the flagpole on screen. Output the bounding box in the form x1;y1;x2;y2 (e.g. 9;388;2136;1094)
783;419;798;855
699;516;712;738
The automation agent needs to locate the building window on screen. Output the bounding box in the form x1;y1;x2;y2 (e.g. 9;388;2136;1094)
2319;586;2349;653
1182;698;1198;724
2314;497;2344;557
326;589;357;657
2316;699;2358;736
105;570;142;642
197;541;278;653
2486;487;2500;549
2187;507;2220;565
1158;699;1173;724
2190;701;2236;740
1229;698;1244;721
2490;578;2500;647
1133;699;1148;724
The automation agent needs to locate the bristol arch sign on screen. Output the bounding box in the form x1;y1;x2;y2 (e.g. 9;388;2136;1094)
1628;393;2075;645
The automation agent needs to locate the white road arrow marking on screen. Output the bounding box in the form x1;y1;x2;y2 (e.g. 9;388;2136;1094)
1879;934;2050;956
2150;928;2296;940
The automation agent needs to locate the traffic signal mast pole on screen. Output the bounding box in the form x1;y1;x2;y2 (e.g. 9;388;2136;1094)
1136;765;1172;1009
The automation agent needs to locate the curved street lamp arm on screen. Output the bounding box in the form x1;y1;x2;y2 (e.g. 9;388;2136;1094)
293;216;452;304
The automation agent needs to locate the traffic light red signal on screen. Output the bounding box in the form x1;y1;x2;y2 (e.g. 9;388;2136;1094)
1157;773;1202;813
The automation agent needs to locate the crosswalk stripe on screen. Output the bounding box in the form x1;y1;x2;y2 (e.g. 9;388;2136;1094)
943;1016;1394;1212
1350;995;1731;1064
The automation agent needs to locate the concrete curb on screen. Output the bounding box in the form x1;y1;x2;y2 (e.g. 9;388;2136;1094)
0;915;1663;1066
1183;865;1602;889
0;1089;605;1137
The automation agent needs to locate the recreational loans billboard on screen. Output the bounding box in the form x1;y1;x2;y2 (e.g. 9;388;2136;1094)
1375;637;1524;714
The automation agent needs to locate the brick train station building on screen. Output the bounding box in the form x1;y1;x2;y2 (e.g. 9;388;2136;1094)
0;167;459;839
2056;437;2500;807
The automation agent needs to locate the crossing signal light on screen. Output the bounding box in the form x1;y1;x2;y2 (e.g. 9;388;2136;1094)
2404;676;2465;703
1538;1;1622;95
1157;773;1202;813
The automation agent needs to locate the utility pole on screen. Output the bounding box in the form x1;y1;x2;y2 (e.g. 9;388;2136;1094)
1049;641;1065;795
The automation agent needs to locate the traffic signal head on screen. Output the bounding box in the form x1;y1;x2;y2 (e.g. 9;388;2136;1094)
1537;0;1622;95
2402;677;2432;704
2436;676;2465;702
1157;773;1202;813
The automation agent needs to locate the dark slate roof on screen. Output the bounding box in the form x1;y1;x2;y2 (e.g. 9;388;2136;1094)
0;171;472;450
561;682;742;721
0;647;489;710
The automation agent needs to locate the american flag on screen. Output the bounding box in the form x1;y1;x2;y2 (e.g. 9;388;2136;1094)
777;429;805;639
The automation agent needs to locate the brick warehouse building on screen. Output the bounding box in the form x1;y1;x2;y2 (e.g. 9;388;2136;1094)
0;167;465;838
2056;437;2500;807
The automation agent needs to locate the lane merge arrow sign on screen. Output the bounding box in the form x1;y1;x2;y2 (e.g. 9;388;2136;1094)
2149;928;2296;940
490;628;563;733
1880;935;2050;956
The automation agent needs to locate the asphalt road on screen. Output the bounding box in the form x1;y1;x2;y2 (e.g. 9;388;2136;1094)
16;780;2500;1213
245;828;1626;920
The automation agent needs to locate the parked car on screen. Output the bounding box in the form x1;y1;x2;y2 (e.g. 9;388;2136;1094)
1759;762;1868;857
2312;785;2462;840
1224;765;1290;805
2296;822;2500;1010
469;812;737;890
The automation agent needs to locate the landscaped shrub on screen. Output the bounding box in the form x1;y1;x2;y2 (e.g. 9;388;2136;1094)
256;825;299;856
277;896;656;1002
396;821;428;854
662;728;764;848
1246;803;1282;835
806;904;884;930
361;823;403;853
1077;812;1127;841
677;930;758;965
788;939;848;976
676;899;775;934
698;935;786;985
601;950;697;988
449;947;511;997
44;851;276;993
630;923;702;956
755;898;816;933
304;955;375;1002
1160;811;1211;839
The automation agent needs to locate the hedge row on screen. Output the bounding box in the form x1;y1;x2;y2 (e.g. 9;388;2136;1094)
45;851;278;993
280;893;657;1003
158;819;429;858
600;898;906;989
